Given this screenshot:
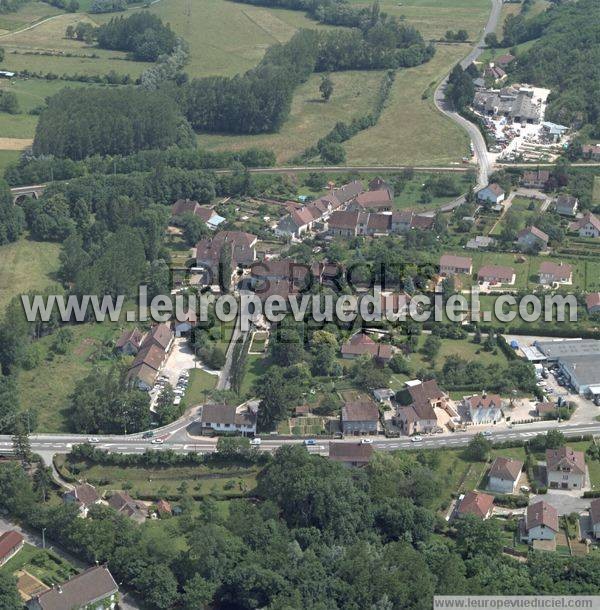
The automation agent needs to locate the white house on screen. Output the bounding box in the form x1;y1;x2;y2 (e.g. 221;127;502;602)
477;183;505;205
546;446;586;490
521;501;559;543
463;394;504;425
199;403;257;436
571;213;600;239
487;457;523;494
590;498;600;539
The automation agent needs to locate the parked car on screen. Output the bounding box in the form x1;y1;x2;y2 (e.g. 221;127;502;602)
411;436;423;443
173;396;182;406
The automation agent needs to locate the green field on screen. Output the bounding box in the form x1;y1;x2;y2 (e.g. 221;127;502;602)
593;176;600;205
0;2;62;34
0;237;60;314
0;149;20;172
183;367;219;408
198;70;385;162
344;44;473;166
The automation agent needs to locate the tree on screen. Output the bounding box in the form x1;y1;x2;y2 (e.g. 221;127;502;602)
319;74;334;101
421;335;441;361
0;91;19;114
155;384;178;425
545;429;565;449
0;572;22;610
319;141;346;164
484;32;499;47
179;212;208;246
12;421;31;463
455;514;503;559
465;433;491;462
182;574;216;610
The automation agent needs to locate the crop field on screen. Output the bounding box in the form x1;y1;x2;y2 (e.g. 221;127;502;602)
198;70;385;162
344;45;472;166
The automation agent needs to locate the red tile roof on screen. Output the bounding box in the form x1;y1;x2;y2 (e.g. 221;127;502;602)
440;254;472;270
341;401;379;422
546;446;586;475
458;491;494;519
329;442;374;463
527;500;558;532
539;261;572;279
477;265;515;282
586;292;600;312
489;457;523;482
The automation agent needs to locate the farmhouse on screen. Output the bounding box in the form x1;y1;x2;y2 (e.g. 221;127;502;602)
477;183;505;205
538;261;572;285
484;64;506;83
0;530;24;567
571;212;600;238
555;194;579;217
521;169;550;189
586;293;600;314
463;393;504;424
199;403;258;436
341;401;379;435
27;566;119;610
340;333;393;364
477;265;515;285
394;379;450;435
328;442;374;466
456;491;495;520
348;189;393;212
331;180;364;205
521;501;559;543
439;254;473;276
546;446;586;490
390;210;434;233
327;211;361;237
275;205;322;237
487;457;523;494
516;226;549;251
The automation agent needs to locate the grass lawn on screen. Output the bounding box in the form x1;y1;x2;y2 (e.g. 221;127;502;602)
182;368;218;408
0;2;62;34
0;543;77;588
55;454;259;499
18;321;128;432
198;70;385;163
0;150;21;172
240;353;269;397
393;172;473;211
593;176;600;206
0;237;60;314
344;44;473;166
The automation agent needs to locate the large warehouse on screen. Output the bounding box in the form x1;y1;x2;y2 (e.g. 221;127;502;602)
534;339;600;395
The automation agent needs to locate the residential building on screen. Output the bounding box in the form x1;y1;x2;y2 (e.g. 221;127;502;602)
494;53;515;68
555;194;579;217
108;492;147;524
275;205;322;237
456;491;495;519
27;566;119;610
0;530;24;567
347;189;393;212
538;261;572;285
546;446;586;490
196;231;258;278
331;180;364;205
327;211;360;237
369;177;393;194
340;333;393;364
171;199;224;230
394;379;450;435
115;328;144;356
536;401;557;417
199;403;257;435
487;457;523;494
582;144;600;161
516;225;549;251
586;293;600;314
143;323;174;353
521;169;550;189
464;393;504;424
328;442;374;466
466;235;495;250
156;499;172;517
390;210;434;233
174;310;197;337
477;265;515;285
521;501;559;543
590;498;600;539
439;254;473;276
341;401;379;435
571;212;600;238
477;183;505;205
62;483;100;517
365;213;391;236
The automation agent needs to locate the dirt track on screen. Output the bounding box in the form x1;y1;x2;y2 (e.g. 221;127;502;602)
0;137;32;150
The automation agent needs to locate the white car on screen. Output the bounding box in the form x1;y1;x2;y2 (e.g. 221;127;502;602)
87;437;99;443
483;430;493;437
173;396;182;406
360;438;373;444
411;436;423;442
250;438;262;446
151;438;164;444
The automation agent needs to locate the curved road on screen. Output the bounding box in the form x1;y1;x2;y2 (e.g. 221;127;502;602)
433;0;503;190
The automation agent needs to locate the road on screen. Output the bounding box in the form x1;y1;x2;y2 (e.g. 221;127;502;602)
433;0;503;190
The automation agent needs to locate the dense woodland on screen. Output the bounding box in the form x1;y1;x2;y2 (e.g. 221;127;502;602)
508;0;600;129
32;88;195;159
1;445;600;610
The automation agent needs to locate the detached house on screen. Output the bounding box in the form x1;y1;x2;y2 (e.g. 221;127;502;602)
341;401;379;435
62;483;101;517
538;261;572;285
456;491;495;520
521;169;550;189
555;194;579;217
487;457;523;494
328;442;374;467
27;566;119;610
340;333;393;364
521;501;559;543
196;231;258;279
108;491;147;523
348;189;393;212
115;328;144;356
571;213;600;239
171;199;224;230
464;393;504;424
439;254;473;276
582;144;600;161
517;226;549;251
586;292;600;315
394;379;450;435
276;205;322;238
477;265;515;285
546;446;586;490
590;498;600;539
477;183;505;206
199;403;257;436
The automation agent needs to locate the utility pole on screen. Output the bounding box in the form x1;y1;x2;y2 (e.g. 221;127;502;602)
42;527;46;549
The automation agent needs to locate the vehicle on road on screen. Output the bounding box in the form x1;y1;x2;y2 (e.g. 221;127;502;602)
250;438;262;446
88;437;99;443
360;438;373;444
151;438;164;444
483;430;493;437
142;431;154;439
304;439;316;446
411;436;423;442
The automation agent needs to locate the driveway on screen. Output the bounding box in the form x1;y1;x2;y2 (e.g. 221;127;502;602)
530;492;591;515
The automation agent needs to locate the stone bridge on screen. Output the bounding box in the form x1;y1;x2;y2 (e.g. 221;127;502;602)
11;184;46;204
